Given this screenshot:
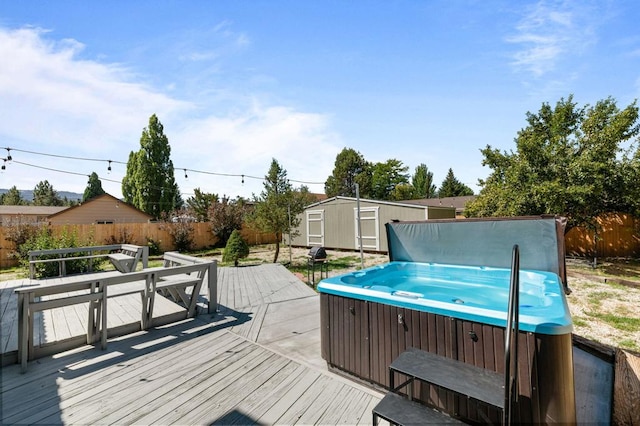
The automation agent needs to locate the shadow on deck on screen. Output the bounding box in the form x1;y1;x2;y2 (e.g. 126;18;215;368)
1;263;383;425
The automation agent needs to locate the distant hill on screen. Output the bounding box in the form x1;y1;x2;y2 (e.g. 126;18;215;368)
0;189;83;202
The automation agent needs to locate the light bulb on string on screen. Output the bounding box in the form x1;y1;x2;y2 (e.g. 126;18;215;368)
1;159;6;171
241;174;245;185
184;169;188;179
6;148;12;162
107;160;112;174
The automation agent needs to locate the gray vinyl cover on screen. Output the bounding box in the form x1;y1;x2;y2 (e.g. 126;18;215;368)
386;216;567;287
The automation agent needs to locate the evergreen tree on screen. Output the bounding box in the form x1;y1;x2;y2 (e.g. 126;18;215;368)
33;180;63;206
438;169;474;198
122;114;180;218
2;186;25;205
370;159;409;200
222;229;250;267
82;172;106;202
411;164;438;198
186;188;218;222
251;159;315;262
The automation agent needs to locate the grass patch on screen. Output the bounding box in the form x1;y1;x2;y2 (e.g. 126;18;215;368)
586;312;640;332
586;291;614;308
572;317;588;327
617;339;639;351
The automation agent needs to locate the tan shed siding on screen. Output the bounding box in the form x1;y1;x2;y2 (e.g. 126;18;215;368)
49;198;151;225
426;207;458;220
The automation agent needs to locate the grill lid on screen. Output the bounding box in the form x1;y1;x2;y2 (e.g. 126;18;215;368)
308;246;327;260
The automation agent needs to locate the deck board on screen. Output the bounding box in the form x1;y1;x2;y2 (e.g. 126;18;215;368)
1;263;384;425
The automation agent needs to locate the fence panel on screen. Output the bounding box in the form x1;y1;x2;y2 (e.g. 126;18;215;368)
565;213;640;258
0;222;278;269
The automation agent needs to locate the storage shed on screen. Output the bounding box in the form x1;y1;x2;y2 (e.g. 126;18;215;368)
290;196;456;252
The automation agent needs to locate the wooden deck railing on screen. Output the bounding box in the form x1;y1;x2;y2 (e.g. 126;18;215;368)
15;252;216;372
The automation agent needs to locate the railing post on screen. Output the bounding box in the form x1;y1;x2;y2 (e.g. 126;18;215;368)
208;260;218;314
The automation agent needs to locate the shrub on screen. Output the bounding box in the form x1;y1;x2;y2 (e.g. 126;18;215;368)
146;237;162;256
22;226;100;278
223;230;249;267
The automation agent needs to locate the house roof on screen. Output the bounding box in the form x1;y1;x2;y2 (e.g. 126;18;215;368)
46;193;153;220
399;196;476;213
0;205;68;216
305;196;457;211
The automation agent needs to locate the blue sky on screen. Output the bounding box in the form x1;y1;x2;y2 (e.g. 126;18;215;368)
1;1;639;200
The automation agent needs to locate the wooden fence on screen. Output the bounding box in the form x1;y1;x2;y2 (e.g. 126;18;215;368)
0;222;277;269
565;213;640;258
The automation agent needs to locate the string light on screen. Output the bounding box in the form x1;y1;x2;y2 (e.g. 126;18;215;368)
1;158;6;171
6;148;12;162
2;146;326;199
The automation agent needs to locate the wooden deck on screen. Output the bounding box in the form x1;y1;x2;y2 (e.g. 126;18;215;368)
1;264;384;425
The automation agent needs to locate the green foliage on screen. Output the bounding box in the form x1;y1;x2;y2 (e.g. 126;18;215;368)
208;196;247;246
187;188;219;222
438;168;474;198
104;228;133;245
146;237;162;256
83;172;106;202
324;148;372;198
3;220;39;260
251;159;316;262
22;226;99;278
33;180;63;206
1;186;25;205
122;114;181;218
370;159;409;200
411;164;437;199
466;96;640;233
160;211;195;252
222;229;249;266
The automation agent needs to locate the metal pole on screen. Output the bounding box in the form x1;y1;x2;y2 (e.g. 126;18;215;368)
288;205;292;265
355;183;364;270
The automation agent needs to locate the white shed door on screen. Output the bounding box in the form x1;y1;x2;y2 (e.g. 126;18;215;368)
354;207;379;251
306;210;324;246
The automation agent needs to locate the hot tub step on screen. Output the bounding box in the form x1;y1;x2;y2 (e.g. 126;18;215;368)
390;347;505;410
372;392;464;425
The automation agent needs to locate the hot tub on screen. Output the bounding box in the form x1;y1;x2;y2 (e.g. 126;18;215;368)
318;261;575;423
318;261;572;335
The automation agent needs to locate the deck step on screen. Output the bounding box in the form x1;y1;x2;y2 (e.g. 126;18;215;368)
391;347;505;409
372;392;464;425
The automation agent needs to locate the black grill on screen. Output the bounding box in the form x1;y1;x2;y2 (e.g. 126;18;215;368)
308;246;327;261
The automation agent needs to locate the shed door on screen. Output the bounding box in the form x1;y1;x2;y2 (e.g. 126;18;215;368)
354;207;379;251
306;210;324;246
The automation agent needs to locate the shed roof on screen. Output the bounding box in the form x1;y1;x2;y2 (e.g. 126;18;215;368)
399;196;476;213
305;196;457;211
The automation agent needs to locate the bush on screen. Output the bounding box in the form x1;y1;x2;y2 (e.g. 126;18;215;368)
22;226;100;278
222;230;249;267
146;237;162;256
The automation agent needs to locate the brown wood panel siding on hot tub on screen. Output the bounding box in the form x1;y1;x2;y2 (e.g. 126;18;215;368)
320;293;575;424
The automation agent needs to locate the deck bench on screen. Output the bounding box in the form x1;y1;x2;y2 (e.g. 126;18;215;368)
28;244;148;279
15;252;216;372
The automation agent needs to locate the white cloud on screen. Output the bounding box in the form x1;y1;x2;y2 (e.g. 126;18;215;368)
506;1;599;77
0;26;339;200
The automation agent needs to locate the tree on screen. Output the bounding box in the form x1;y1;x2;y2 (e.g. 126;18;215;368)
370;159;409;200
1;186;25;205
122;114;180;218
465;95;640;233
411;164;438;199
251;159;315;263
82;172;106;202
33;180;63;206
438;169;474;198
208;196;248;246
222;229;249;267
325;148;372;198
187;188;219;222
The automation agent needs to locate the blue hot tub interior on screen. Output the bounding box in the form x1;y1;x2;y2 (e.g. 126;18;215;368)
317;261;572;335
